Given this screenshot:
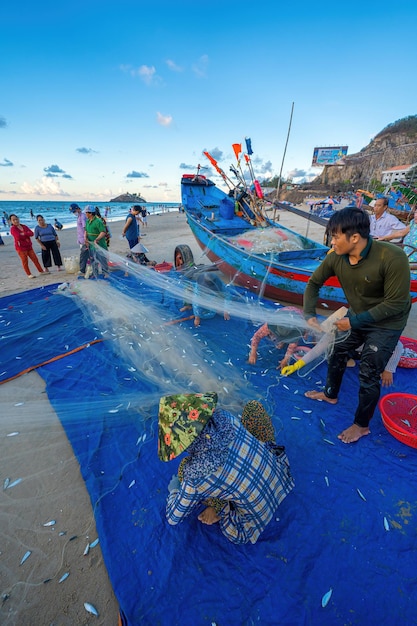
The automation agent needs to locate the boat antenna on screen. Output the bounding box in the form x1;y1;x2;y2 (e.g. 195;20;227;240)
274;102;294;219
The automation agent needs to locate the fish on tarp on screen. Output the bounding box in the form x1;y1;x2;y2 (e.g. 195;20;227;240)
84;602;99;616
20;551;31;566
321;588;333;607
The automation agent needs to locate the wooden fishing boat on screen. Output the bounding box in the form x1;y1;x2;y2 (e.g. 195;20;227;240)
180;174;417;309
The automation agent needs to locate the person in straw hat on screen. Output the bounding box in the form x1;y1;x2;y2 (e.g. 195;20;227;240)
158;393;294;544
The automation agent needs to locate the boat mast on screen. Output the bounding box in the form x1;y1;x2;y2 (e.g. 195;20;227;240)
274;102;294;218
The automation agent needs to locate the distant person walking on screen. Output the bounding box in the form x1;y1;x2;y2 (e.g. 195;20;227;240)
122;205;142;249
9;214;45;278
34;214;63;272
141;206;148;228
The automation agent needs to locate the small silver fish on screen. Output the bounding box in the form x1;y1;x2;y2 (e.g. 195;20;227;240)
59;572;69;583
7;478;22;489
84;602;99;617
321;587;332;607
3;478;10;490
324;476;329;487
357;488;366;502
323;438;335;446
89;538;99;548
14;402;24;407
383;517;390;531
6;432;19;437
43;520;56;527
128;480;135;488
303;410;312;414
83;543;90;556
20;550;31;565
291;417;301;420
320;419;326;429
283;384;289;390
108;409;119;414
401;419;411;427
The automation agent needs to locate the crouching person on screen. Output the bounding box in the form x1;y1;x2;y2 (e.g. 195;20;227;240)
158;393;294;545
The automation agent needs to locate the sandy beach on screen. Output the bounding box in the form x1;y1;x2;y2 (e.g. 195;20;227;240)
1;209;416;625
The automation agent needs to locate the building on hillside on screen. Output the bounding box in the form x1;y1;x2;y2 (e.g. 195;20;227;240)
381;163;417;185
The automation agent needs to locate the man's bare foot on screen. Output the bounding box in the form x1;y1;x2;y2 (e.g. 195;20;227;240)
180;305;192;312
198;506;220;525
304;390;338;404
338;424;370;444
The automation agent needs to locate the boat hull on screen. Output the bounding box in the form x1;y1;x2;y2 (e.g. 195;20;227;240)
186;214;345;310
182;176;417;309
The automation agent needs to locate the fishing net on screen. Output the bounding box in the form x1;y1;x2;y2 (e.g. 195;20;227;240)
1;251;416;625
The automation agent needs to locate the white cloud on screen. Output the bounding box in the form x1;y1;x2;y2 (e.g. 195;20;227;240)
157;112;173;127
20;176;70;197
166;59;183;72
120;64;160;85
192;54;209;77
138;64;157;84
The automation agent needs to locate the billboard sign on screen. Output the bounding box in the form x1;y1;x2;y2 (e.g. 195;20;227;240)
312;146;348;167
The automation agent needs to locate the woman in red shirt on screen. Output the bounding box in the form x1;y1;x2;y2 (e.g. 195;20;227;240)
10;214;45;278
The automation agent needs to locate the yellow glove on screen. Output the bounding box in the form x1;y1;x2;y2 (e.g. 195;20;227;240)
281;359;305;376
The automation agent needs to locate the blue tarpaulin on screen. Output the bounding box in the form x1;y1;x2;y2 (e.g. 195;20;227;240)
1;277;416;625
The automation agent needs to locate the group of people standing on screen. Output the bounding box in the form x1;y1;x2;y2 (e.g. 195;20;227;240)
10;213;63;278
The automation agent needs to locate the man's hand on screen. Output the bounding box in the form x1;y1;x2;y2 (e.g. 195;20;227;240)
381;370;393;387
335;318;351;332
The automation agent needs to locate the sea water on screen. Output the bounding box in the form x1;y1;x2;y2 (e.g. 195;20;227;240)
0;200;181;237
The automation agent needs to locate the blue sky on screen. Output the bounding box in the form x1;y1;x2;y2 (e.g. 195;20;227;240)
1;0;416;202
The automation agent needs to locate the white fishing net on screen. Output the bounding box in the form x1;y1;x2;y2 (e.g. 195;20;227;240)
0;247;344;624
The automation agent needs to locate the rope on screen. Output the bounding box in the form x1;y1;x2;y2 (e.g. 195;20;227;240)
0;339;105;385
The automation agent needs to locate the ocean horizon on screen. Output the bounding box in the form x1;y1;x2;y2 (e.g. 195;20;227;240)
0;200;181;237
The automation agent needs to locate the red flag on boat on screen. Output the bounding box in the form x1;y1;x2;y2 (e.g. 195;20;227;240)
203;151;229;184
203;151;218;167
232;143;242;160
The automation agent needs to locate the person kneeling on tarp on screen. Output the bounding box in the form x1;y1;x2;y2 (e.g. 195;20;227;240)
158;393;294;545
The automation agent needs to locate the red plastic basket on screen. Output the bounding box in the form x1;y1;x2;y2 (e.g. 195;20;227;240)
398;336;417;369
379;393;417;448
154;262;173;273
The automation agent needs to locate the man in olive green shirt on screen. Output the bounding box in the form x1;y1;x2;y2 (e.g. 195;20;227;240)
303;207;411;444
